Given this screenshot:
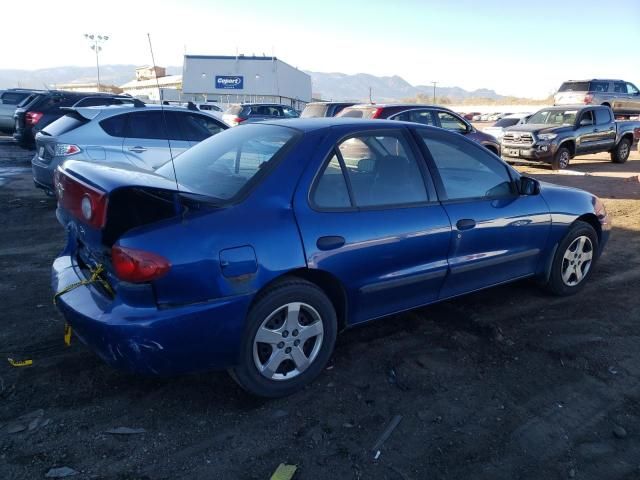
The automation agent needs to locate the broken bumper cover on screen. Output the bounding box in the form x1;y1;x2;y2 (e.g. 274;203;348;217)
52;254;253;375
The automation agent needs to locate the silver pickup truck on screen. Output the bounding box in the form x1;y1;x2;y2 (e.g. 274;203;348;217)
502;105;640;170
554;79;640;116
0;89;40;133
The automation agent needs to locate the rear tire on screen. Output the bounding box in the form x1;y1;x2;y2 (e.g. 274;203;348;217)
229;278;337;398
544;221;599;296
610;138;631;164
551;147;570;170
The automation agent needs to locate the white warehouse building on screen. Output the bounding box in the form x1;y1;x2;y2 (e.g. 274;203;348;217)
181;55;311;111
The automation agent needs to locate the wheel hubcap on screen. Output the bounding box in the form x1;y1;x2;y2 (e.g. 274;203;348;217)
559;151;569;169
619;143;629;159
253;302;324;381
561;235;593;286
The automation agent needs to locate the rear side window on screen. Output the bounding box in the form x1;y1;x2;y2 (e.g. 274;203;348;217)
613;82;626;93
419;130;514;200
100;114;127;137
125;111;182;140
179;113;225;142
558;82;589;92
595;108;611;125
336;132;429;207
313;154;351;208
42;113;88;136
589;81;609;93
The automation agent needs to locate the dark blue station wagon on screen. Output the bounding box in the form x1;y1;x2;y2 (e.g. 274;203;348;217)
52;118;610;397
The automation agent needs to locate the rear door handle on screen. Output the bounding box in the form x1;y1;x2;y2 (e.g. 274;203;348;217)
129;146;147;153
456;219;476;231
316;236;345;251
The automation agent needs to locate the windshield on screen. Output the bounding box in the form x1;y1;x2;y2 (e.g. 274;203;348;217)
301;104;328;118
527;109;577;126
493;118;521;128
156;124;298;202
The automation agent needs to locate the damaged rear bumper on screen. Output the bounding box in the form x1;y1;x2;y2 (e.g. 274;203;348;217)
52;254;253;375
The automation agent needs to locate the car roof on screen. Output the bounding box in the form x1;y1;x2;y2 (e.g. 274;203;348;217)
68;104;215;121
305;101;355;106
256;117;429;132
231;103;292;107
563;79;624;82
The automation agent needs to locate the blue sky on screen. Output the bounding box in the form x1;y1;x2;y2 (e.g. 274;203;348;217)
2;0;639;98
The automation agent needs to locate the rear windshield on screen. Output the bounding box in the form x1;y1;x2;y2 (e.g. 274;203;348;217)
225;105;243;115
337;107;378;119
41;113;88;136
558;82;590;92
494;118;521;127
301;104;328;118
1;91;30;105
156;124;299;202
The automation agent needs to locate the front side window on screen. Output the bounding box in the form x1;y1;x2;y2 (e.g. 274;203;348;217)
437;112;468;133
579;110;594;126
626;83;639;95
301;104;328;118
156;124;297;201
282;107;299;118
336;132;428;207
419;130;514;201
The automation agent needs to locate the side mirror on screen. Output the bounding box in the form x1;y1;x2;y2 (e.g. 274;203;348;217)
519;176;540;196
579;119;592;127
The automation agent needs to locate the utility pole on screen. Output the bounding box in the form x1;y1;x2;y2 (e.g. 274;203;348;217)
369;86;373;103
431;81;438;104
84;34;109;92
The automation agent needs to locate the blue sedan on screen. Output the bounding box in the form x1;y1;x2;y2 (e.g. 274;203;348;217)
52;118;610;397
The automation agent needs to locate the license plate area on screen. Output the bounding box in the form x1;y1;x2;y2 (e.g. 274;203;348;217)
507;148;520;157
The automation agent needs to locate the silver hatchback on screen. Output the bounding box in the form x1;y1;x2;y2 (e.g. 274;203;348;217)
32;104;227;193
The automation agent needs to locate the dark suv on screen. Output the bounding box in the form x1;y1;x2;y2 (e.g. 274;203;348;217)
13;91;132;148
0;89;44;133
222;103;299;126
337;104;501;155
300;102;356;118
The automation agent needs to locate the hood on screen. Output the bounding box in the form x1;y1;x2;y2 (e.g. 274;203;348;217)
504;123;573;135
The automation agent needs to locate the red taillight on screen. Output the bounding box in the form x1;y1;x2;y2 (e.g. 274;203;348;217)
112;246;171;283
25;111;43;126
584;94;593;105
370;108;383;119
234;116;246;124
53;169;108;229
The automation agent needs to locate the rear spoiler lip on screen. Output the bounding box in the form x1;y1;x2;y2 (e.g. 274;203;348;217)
58;107;103;121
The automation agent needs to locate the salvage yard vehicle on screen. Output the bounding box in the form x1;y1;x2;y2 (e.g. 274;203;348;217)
554;79;640;116
501;105;640;169
222;103;299;126
32;104;227;194
482;113;532;142
0;88;43;133
52;118;610;397
337;103;501;155
13;91;133;148
300;102;356;118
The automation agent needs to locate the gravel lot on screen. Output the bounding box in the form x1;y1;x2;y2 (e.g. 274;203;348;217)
1;136;639;480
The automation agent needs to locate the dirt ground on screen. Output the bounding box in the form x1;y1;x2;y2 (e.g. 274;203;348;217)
1;136;639;480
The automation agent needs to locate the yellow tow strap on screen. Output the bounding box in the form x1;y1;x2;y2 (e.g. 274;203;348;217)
8;358;33;367
53;263;114;306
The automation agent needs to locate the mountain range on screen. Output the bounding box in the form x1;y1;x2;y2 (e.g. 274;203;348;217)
0;64;507;102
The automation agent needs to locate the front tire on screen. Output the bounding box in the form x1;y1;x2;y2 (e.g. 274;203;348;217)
551;147;570;170
544;221;599;296
230;278;337;397
610;138;631;164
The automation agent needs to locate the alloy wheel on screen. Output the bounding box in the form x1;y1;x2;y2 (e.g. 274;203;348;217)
561;235;593;286
559;150;570;169
253;302;324;381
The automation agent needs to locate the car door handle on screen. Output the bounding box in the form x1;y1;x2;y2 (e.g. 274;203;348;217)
316;236;345;251
456;219;476;231
128;146;147;153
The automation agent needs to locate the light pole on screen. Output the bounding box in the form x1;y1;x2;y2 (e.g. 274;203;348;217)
84;34;109;92
431;81;438;104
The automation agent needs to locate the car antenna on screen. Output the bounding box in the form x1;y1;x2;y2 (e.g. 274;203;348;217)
146;33;181;201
